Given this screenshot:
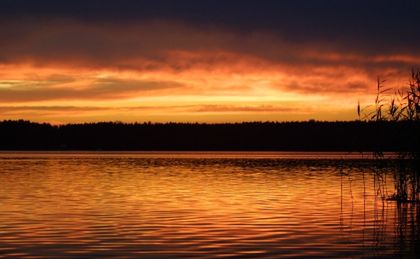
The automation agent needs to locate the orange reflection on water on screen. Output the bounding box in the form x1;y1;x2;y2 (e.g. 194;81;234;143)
0;152;418;258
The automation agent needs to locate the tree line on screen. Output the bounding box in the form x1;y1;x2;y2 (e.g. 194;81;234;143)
0;120;418;151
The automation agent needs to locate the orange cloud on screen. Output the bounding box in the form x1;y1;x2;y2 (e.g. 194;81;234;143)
0;19;418;122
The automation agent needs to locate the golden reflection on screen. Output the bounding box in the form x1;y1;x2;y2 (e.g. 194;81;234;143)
0;152;418;258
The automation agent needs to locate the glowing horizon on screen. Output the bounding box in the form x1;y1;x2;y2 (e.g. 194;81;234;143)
1;2;419;123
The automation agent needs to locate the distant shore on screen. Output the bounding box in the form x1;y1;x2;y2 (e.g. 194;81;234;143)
0;151;403;161
1;120;419;151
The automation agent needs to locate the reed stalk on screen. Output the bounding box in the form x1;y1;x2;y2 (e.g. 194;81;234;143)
359;69;420;202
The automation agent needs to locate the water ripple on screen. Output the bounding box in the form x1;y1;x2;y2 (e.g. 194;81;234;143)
0;152;418;258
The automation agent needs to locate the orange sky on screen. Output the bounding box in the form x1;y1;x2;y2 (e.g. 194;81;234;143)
0;19;418;123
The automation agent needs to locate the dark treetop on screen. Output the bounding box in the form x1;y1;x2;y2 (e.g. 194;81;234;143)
1;120;418;151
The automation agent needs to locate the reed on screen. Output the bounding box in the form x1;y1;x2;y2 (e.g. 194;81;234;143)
359;69;420;202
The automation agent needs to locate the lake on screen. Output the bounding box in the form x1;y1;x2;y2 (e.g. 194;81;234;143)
0;152;418;258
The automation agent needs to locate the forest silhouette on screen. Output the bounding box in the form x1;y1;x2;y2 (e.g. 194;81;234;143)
1;120;418;151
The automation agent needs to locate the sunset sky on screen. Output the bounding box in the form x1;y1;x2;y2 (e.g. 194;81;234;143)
1;0;419;123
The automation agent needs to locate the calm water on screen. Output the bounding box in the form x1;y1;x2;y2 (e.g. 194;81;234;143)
0;152;418;258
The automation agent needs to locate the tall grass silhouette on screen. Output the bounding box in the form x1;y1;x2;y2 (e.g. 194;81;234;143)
359;70;420;202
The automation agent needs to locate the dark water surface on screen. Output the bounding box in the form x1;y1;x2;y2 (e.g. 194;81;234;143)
0;152;418;258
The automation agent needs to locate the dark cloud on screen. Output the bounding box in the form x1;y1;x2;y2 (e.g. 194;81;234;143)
0;104;305;115
281;79;370;94
0;78;183;102
1;0;419;55
190;105;304;113
0;0;418;101
0;106;109;112
0;20;234;67
0;19;418;75
45;74;76;84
